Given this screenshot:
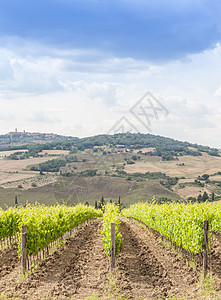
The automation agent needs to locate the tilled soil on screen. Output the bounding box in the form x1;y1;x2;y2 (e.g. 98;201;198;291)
0;218;220;299
0;244;20;296
210;235;221;292
4;220;110;299
0;244;19;278
117;219;199;299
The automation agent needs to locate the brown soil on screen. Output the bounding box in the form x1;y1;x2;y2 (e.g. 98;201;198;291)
124;155;221;179
0;220;110;299
0;244;19;279
210;235;221;291
117;219;200;299
0;219;220;299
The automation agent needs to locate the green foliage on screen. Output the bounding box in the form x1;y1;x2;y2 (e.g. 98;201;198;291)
0;207;21;239
208;150;220;157
125;172;179;190
194;179;204;187
39;158;66;172
62;169;98;177
131;155;139;161
122;202;221;254
20;204;102;257
154;197;173;204
160;176;179;190
0;204;102;257
2;132;219;159
198;174;210;181
101;203;123;257
30;155;79;173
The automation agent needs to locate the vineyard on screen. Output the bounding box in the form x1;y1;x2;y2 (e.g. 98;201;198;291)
0;202;220;299
122;202;221;254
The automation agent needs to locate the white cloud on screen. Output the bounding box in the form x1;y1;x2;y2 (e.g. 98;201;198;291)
0;40;221;147
26;111;61;124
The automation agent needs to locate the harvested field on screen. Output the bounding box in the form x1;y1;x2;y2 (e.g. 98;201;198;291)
1;174;57;190
41;150;70;155
134;147;156;153
175;185;213;199
125;155;221;179
0;157;56;186
0;150;28;157
210;175;221;181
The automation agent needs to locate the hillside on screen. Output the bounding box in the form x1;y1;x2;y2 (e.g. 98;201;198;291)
0;129;77;148
0;132;219;158
0;132;220;208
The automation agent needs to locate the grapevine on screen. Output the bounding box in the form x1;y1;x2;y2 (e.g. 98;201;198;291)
100;203;122;257
0;204;102;257
122;202;221;254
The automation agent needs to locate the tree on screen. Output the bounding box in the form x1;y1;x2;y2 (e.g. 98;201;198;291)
202;174;209;181
118;196;122;211
101;197;105;205
95;200;98;209
202;191;209;202
131;155;138;161
100;197;105;212
197;194;203;202
15;195;18;206
211;192;215;202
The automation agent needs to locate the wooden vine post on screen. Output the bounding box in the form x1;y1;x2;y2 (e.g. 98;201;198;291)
203;220;209;277
110;222;116;271
21;225;27;274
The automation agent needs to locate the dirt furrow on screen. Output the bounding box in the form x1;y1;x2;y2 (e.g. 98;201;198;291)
117;218;209;299
0;244;19;279
1;220;110;299
117;220;173;299
0;218;220;299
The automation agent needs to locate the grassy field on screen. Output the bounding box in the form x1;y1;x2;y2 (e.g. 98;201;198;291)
0;176;180;209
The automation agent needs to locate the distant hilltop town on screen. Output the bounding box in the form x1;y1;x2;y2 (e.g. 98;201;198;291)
8;128;59;138
0;129;72;147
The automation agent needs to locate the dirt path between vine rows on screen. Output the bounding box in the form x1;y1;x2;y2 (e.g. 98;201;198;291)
0;220;111;299
0;218;220;299
116;219;198;299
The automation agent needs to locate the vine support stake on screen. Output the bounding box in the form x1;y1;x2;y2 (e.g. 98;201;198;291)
110;222;115;271
21;225;27;274
203;220;209;277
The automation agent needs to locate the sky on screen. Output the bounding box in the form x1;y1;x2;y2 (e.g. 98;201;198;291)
0;0;221;147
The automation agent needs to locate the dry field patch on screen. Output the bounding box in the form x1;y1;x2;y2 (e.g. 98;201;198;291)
0;157;56;186
210;175;221;181
0;149;27;157
40;150;69;155
1;174;57;190
175;185;212;199
134;147;155;153
125;155;221;178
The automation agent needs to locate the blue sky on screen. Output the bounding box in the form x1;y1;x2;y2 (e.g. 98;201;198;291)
0;0;221;147
1;0;221;61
